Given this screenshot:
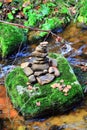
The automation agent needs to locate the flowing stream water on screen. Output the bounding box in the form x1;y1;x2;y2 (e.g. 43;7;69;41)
0;23;87;130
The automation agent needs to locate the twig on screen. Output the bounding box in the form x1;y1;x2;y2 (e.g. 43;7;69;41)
0;20;58;38
0;20;51;32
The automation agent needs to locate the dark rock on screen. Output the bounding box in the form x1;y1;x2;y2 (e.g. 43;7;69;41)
49;125;65;130
37;73;55;85
28;75;36;83
32;63;49;71
23;67;33;76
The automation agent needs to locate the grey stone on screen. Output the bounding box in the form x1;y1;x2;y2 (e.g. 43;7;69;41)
37;73;55;85
28;75;36;83
23;67;33;76
34;70;47;76
36;45;47;53
32;63;49;71
49;67;55;74
32;51;48;58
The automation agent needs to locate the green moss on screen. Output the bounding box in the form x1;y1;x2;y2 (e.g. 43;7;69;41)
0;23;25;57
5;53;84;118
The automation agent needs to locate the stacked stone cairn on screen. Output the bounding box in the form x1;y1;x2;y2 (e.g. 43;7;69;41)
21;42;60;85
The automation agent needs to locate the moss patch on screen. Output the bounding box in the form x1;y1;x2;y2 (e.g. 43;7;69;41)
5;53;84;118
0;23;25;57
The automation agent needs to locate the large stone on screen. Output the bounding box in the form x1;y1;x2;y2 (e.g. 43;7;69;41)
32;63;49;71
5;53;84;118
23;67;33;76
0;23;25;57
37;73;55;85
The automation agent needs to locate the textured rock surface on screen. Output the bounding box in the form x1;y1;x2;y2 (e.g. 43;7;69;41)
37;73;55;85
27;42;60;84
5;53;84;118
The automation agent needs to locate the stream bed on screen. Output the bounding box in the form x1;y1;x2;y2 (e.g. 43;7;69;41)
0;23;87;130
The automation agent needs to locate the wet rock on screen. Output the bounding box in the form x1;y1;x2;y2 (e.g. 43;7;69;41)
32;63;49;71
49;125;65;130
28;75;36;83
82;46;87;55
23;67;33;76
21;62;29;68
37;73;55;85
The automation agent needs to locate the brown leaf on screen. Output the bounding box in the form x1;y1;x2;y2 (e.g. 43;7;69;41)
4;0;12;3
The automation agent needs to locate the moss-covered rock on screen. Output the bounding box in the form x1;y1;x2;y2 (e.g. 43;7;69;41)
0;23;25;57
5;53;84;118
73;66;87;93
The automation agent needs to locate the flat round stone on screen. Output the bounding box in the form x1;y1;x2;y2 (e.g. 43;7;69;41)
36;45;47;53
32;63;49;71
32;51;48;58
23;67;33;76
34;70;47;76
36;73;55;85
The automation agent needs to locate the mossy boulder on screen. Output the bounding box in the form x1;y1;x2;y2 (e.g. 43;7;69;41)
0;23;25;57
5;53;84;118
73;66;87;93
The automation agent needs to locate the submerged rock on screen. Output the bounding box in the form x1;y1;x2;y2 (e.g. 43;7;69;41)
0;23;25;57
5;53;84;118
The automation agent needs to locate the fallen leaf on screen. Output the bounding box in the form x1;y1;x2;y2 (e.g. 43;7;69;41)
63;87;69;93
60;79;64;83
27;85;33;90
67;85;71;89
64;93;68;96
36;101;41;106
